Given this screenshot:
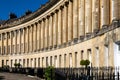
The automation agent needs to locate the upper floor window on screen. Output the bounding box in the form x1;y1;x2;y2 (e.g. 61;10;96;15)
81;50;84;60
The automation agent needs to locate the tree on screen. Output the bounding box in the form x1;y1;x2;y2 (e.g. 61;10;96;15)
44;66;55;80
14;63;18;68
14;63;21;68
80;60;85;66
80;59;90;68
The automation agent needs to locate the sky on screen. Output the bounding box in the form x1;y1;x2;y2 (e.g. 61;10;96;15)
0;0;48;20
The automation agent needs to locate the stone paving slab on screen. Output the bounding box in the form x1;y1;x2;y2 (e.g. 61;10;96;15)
0;72;44;80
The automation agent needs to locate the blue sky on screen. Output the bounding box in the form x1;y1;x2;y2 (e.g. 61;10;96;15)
0;0;48;20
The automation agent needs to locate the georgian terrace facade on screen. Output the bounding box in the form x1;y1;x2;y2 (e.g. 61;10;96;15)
0;0;120;68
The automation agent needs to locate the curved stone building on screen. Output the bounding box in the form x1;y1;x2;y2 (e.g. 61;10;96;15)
0;0;120;68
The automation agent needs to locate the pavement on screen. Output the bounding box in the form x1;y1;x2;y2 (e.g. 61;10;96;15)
0;72;44;80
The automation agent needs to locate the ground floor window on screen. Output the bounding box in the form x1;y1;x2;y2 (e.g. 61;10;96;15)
54;56;57;67
104;45;109;67
27;59;29;67
42;57;44;67
64;54;66;67
46;57;48;67
81;50;84;60
34;58;36;68
96;47;99;67
23;59;25;67
50;56;52;66
11;60;13;67
59;55;61;67
69;53;72;67
75;52;77;67
38;58;40;67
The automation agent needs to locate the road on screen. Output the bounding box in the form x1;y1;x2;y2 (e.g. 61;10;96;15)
0;72;43;80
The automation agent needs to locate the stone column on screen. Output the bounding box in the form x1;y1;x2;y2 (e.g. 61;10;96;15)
38;21;41;50
92;0;100;32
57;7;63;46
31;25;33;52
43;19;45;49
85;0;92;34
24;28;27;53
68;0;73;41
63;2;68;44
53;10;58;47
78;0;85;37
49;14;53;48
33;25;35;52
16;30;19;53
29;26;31;52
45;18;48;49
119;0;120;19
111;0;119;21
19;29;21;54
10;31;12;54
36;23;39;51
100;0;110;28
1;33;3;55
27;27;29;53
15;30;17;54
41;20;44;49
73;0;78;39
46;16;50;49
55;10;58;47
23;28;25;53
35;23;37;51
6;32;8;55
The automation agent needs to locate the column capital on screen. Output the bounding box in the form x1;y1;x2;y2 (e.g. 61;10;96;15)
43;18;46;21
23;27;25;30
27;26;30;29
50;12;54;16
69;0;73;2
6;32;9;34
38;20;42;24
47;15;50;19
31;24;34;27
60;6;64;10
55;9;59;13
65;1;69;6
35;22;38;25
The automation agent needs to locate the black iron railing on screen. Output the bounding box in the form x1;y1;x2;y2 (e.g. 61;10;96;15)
0;67;120;80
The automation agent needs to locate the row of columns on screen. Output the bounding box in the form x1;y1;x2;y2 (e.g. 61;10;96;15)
0;0;120;55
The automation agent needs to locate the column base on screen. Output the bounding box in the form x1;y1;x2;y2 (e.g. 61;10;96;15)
112;19;120;28
63;43;67;47
93;29;99;36
67;41;72;46
86;33;92;39
72;38;78;44
45;47;48;51
79;35;85;41
53;45;57;49
41;48;44;51
57;45;62;48
102;25;108;30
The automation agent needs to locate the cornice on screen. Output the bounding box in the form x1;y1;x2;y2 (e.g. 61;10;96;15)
0;0;60;29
